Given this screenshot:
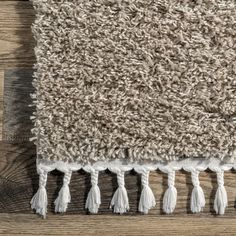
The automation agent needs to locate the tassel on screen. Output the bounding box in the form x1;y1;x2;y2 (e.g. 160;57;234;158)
54;171;72;213
138;170;156;214
85;170;101;213
214;170;228;215
190;170;205;213
163;170;177;214
110;170;129;214
30;169;48;218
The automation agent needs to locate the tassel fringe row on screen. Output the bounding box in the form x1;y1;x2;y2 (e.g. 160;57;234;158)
31;158;236;218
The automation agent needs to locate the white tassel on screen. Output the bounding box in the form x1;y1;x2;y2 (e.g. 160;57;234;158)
191;170;205;213
85;170;101;213
138;170;156;214
163;171;177;214
30;170;48;218
54;171;72;213
214;170;228;215
110;170;129;214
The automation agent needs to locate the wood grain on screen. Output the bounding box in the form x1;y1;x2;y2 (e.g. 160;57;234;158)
0;1;35;70
0;70;4;141
0;214;236;236
3;68;34;142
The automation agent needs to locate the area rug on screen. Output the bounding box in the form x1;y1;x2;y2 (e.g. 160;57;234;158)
30;0;236;218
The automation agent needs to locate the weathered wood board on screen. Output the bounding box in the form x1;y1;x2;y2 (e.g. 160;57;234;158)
3;69;34;142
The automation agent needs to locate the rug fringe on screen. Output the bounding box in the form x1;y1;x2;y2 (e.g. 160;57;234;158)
84;167;101;214
163;171;177;214
214;170;228;215
54;171;72;213
30;169;48;219
109;168;130;214
190;170;205;213
31;158;235;218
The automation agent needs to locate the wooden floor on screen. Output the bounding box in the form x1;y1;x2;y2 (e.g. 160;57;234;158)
0;1;235;235
0;214;236;236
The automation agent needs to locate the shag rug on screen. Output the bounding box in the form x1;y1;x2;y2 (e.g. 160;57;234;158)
30;0;236;218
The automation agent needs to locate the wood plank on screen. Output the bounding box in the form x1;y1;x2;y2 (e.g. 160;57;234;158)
2;68;34;142
0;1;34;29
0;214;235;236
0;1;35;69
0;71;3;102
0;142;235;216
0;71;3;141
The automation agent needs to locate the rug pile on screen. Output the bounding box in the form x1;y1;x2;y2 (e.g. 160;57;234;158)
30;0;236;218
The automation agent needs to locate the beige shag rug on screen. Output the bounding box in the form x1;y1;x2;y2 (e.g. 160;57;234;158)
30;0;236;218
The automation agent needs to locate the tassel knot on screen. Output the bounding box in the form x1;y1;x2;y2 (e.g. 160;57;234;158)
54;171;72;213
117;171;125;187
138;170;156;214
85;170;101;213
214;170;227;215
163;170;177;214
110;170;129;214
190;170;205;213
30;169;48;218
